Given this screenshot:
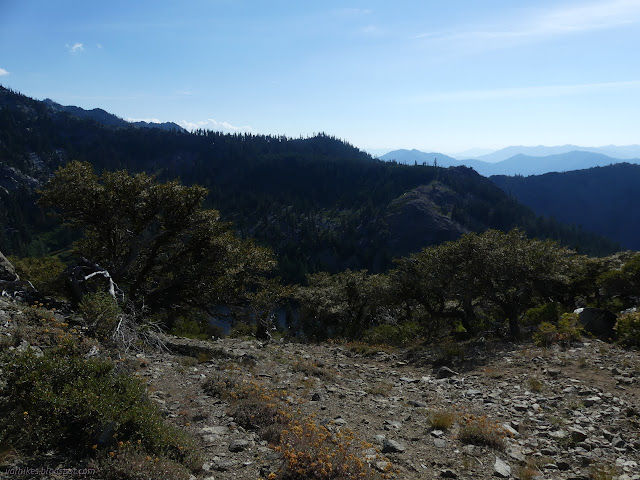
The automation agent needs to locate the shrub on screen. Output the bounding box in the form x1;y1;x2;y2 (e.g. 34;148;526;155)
533;313;582;346
0;348;199;470
362;321;422;346
221;378;386;480
8;255;67;298
229;321;256;338
615;311;640;347
169;315;225;340
522;303;562;327
78;291;122;339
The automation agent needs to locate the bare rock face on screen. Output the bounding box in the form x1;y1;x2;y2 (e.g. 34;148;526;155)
0;251;19;281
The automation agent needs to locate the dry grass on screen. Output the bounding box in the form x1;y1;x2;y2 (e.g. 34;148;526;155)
527;376;543;393
219;378;390;480
291;358;335;379
457;413;512;451
427;409;457;430
366;381;394;397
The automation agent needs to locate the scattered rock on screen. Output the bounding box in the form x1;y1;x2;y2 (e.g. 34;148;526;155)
435;366;458;379
493;457;511;478
229;439;250;452
381;438;406;453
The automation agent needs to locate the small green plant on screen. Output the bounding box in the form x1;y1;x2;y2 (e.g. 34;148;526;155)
78;291;122;339
615;311;640;347
427;409;457;430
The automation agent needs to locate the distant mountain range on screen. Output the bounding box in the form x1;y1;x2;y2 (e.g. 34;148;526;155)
381;148;640;177
472;144;640;163
492;163;640;250
42;99;186;132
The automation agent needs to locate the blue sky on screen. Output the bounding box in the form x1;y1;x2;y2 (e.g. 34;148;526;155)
1;0;639;154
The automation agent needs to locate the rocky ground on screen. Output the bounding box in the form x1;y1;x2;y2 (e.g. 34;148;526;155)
139;334;640;480
1;286;639;480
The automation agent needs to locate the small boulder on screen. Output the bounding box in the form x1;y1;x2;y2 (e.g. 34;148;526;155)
381;438;406;453
493;457;511;478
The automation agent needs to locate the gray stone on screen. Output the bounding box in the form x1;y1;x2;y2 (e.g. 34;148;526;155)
229;439;250;452
570;427;588;442
384;420;402;430
440;468;458;478
433;438;447;448
435;366;458;379
381;438;406;453
583;396;601;407
494;457;511;478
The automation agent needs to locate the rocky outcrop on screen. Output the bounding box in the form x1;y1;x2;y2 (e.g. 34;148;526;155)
0;251;18;281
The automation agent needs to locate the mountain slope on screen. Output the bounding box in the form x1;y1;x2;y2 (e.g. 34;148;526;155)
491;163;640;250
0;87;620;280
42;98;186;132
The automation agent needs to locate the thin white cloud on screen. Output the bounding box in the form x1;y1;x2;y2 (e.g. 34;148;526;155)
331;8;372;17
360;25;385;36
0;68;9;77
96;43;103;49
178;118;253;133
409;80;640;103
414;0;640;48
66;42;85;54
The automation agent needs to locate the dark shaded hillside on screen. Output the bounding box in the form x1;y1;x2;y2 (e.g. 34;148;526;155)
491;163;640;250
0;87;619;281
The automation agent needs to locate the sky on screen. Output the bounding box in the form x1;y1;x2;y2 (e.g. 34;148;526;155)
1;0;640;155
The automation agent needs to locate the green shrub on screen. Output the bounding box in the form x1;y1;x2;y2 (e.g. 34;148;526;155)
557;312;583;343
79;291;122;339
522;303;563;327
533;313;582;346
229;321;256;338
8;255;67;298
169;316;225;340
0;349;199;469
615;312;640;347
362;321;422;346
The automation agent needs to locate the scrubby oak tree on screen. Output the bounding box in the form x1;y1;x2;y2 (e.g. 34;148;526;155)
39;161;276;316
392;229;576;337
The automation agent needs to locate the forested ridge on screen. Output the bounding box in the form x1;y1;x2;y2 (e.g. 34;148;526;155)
0;86;619;282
